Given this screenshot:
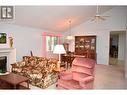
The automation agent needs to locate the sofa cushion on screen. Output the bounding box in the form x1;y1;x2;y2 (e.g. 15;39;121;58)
23;56;32;63
48;58;58;62
36;60;47;68
29;59;37;67
12;56;58;88
72;58;96;68
14;61;26;67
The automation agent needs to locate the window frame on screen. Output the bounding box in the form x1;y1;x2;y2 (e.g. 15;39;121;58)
46;36;59;52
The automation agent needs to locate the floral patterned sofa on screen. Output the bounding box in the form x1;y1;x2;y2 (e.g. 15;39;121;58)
11;56;58;89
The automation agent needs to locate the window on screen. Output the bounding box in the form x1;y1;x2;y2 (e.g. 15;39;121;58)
46;36;58;51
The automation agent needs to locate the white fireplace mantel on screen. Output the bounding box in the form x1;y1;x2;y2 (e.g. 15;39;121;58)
0;48;16;71
0;48;15;52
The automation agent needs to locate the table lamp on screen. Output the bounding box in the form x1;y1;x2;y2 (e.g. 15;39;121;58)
53;44;66;70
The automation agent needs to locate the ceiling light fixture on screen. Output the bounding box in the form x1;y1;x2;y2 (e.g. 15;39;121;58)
66;20;74;40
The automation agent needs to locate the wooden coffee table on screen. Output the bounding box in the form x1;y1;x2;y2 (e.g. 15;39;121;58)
0;72;29;89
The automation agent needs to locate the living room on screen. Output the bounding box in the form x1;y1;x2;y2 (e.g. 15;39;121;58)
0;4;127;91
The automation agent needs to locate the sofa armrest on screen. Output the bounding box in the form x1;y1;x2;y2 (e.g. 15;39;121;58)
11;63;20;72
11;63;19;68
11;61;26;68
79;76;94;88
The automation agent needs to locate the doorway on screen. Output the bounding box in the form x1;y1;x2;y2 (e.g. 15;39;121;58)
109;31;126;65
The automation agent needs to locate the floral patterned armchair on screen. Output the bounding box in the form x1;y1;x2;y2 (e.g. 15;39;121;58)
11;56;58;88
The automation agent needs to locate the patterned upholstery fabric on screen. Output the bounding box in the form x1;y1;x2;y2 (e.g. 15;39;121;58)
11;56;58;89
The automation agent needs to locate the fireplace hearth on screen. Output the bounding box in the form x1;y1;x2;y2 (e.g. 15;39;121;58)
0;56;7;73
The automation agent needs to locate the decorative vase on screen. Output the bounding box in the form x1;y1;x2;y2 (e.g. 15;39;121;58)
9;37;13;48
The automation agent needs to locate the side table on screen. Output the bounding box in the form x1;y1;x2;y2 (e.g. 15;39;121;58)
0;72;29;89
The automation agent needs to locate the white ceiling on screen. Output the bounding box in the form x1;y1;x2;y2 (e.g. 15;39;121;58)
14;6;114;32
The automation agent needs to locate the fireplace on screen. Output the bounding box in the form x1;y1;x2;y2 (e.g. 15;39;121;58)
0;48;16;71
0;56;7;73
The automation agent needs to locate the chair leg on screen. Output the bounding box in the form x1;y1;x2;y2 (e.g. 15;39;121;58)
65;62;68;70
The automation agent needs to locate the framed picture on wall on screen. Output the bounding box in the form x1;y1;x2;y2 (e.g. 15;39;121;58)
0;33;7;44
0;6;13;19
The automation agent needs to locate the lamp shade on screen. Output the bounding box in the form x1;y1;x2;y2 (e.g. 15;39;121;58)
66;35;74;40
53;44;66;54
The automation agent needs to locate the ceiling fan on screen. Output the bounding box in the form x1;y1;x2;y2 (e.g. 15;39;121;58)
91;6;109;22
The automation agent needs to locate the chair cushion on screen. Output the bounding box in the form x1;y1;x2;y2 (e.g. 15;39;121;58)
72;58;96;68
57;79;82;89
72;72;89;81
72;65;94;75
60;72;73;80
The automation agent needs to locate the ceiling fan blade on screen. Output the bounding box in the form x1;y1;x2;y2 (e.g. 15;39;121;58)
99;16;106;20
90;5;110;22
101;16;110;17
90;18;96;22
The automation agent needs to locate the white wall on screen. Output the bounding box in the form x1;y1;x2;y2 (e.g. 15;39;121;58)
125;15;127;80
125;28;127;88
62;6;127;65
0;24;60;61
118;33;126;61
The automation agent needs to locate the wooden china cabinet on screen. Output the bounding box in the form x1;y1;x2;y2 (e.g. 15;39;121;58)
61;36;96;69
75;36;96;60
